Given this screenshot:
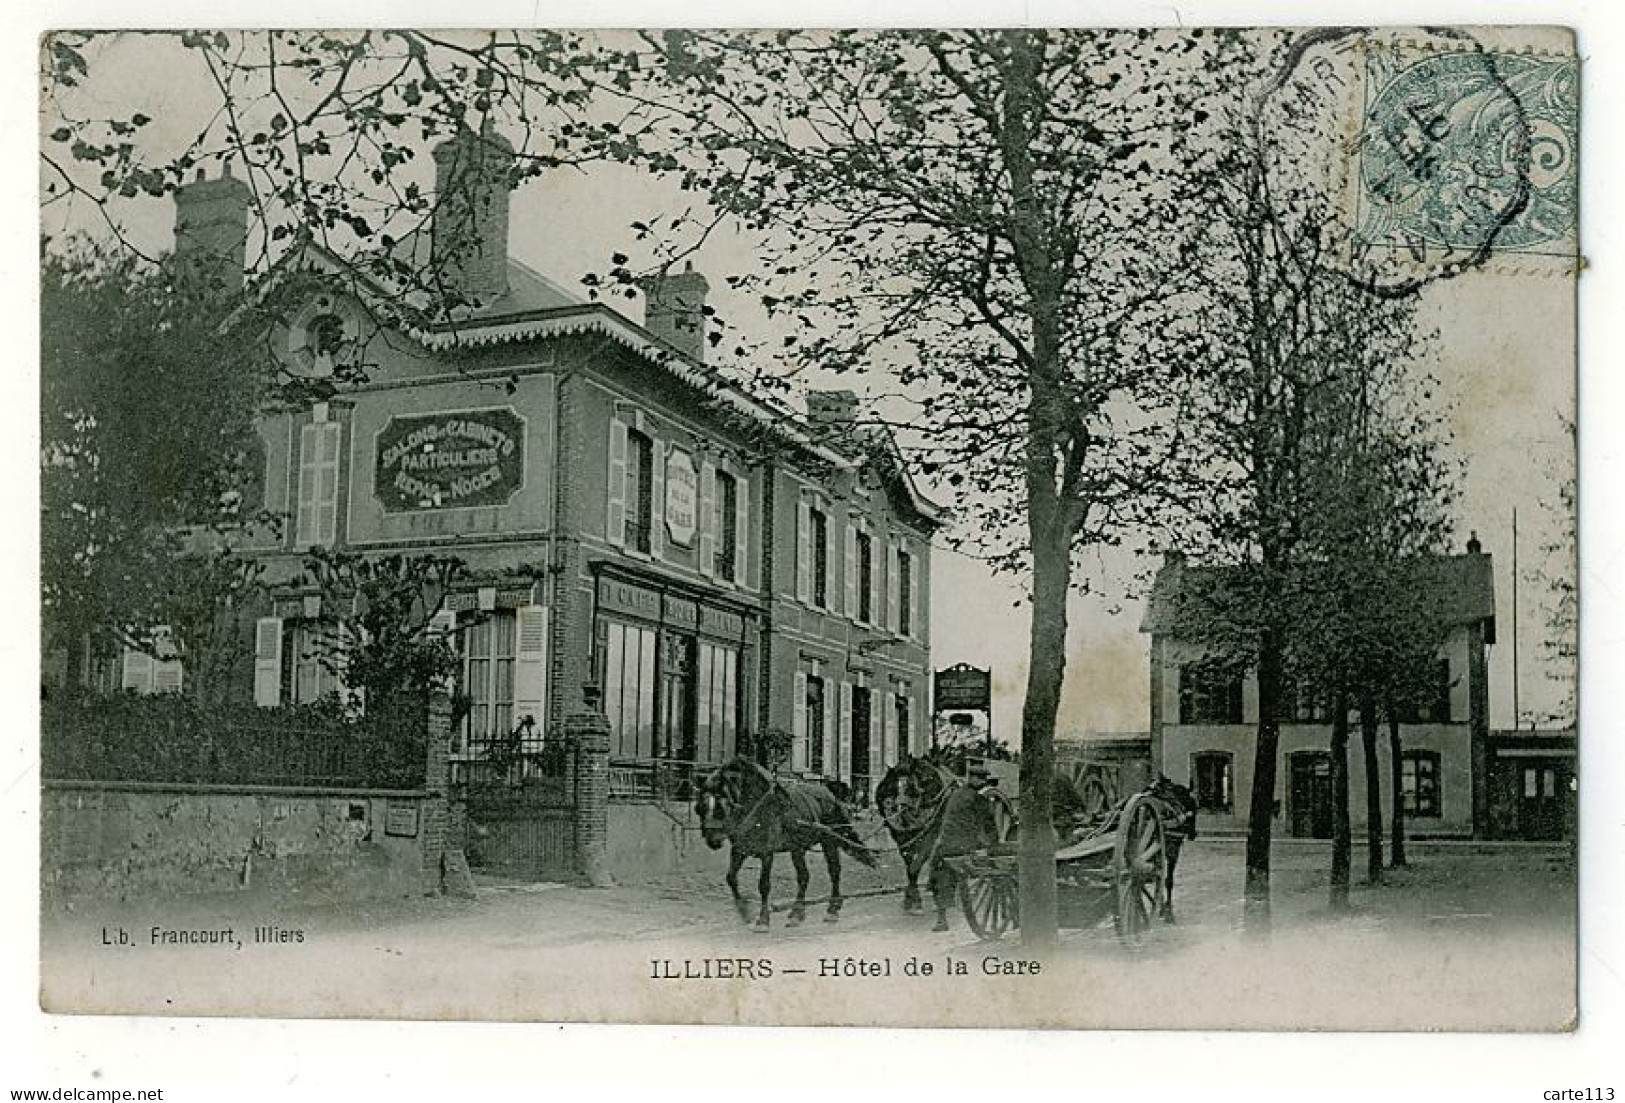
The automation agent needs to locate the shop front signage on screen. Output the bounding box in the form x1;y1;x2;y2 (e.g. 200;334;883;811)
935;664;992;711
374;407;524;513
665;447;698;547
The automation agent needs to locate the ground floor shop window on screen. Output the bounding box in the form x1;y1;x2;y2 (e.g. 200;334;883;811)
1402;749;1442;817
695;641;740;765
602;620;658;759
1192;750;1233;811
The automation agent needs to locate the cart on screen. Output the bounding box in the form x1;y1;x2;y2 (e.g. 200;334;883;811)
945;790;1176;946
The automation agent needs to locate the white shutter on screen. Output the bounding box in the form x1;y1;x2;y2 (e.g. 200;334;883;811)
148;626;183;695
254;617;284;707
512;605;550;731
316;421;341;545
296;422;319;546
870;686;883;779
844;521;858;619
733;473;750;587
907;690;920;755
607;417;628;546
908;546;920;639
698;460;717;578
121;646;153;694
837;681;852;783
796;497;812;603
791;670;809;771
887;540;901;632
650;439;666;558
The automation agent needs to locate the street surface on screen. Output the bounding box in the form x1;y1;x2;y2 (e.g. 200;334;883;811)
40;833;1577;1030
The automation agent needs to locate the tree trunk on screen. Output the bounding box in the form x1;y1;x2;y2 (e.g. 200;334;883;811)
1359;689;1384;884
1329;682;1352;911
1245;626;1284;931
1387;692;1407;868
1017;513;1067;950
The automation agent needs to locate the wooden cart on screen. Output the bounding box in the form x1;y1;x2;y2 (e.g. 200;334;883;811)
946;791;1176;945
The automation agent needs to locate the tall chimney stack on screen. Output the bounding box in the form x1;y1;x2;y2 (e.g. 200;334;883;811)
641;262;710;362
431;124;515;309
173;167;250;291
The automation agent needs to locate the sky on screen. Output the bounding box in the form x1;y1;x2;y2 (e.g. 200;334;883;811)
38;29;1578;744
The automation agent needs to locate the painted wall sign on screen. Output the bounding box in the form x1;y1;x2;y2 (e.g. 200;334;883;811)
374;408;524;512
664;448;698;547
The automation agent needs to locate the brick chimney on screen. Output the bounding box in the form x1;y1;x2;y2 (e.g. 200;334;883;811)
431;124;515;308
641;262;710;362
807;389;859;429
173;167;249;290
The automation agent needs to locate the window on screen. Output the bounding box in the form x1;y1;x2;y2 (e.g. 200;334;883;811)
806;674;826;774
1401;750;1441;817
625;429;654;553
460;612;517;754
295;415;341;547
695;641;740;765
856;531;874;622
1192;751;1233;811
1397;658;1453;723
1276;671;1330;722
602;620;658;759
714;470;738;580
897;549;914;636
285;620;344;705
1179;662;1244;724
810;507;829;608
894;692;912;759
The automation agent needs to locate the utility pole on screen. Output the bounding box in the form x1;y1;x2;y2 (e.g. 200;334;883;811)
1512;507;1521;730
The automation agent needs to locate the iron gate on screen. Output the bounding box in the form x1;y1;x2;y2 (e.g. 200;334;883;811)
453;734;579;881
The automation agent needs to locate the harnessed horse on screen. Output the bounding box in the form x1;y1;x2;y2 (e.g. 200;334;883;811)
875;754;1001;932
695;757;877;929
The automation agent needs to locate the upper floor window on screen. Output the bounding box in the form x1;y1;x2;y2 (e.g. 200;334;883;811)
810;507;830;608
714;470;738;580
625;428;654;553
1396;658;1453;723
856;531;874;622
295;412;341;547
897;549;914;636
1179;661;1244;724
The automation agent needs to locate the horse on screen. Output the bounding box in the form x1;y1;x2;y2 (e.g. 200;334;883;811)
1143;775;1198;923
875;753;1001;932
695;757;877;929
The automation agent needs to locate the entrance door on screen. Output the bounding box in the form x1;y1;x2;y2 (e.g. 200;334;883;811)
850;686;872;805
1520;764;1564;841
659;632;696;764
1289;752;1333;839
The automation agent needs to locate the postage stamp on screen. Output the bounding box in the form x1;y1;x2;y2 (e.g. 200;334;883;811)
1346;34;1580;278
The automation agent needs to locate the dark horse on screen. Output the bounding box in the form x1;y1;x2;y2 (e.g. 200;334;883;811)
1143;775;1198;922
875;754;1001;932
695;757;877;929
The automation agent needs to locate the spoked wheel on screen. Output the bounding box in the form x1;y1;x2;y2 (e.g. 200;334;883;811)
1112;795;1169;948
1078;767;1116;816
985;788;1019;844
960;870;1020;941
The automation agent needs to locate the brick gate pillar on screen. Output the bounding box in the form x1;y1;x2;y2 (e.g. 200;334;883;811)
567;702;612;887
425;691;475;897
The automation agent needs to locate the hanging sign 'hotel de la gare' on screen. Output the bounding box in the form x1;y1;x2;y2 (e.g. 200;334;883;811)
374;407;525;512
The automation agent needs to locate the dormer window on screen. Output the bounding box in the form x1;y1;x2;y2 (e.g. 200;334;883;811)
289;294;357;378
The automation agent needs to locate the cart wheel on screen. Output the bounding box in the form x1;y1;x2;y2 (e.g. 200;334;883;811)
1079;768;1115;816
985;789;1019;844
1112;795;1169;947
960;871;1019;940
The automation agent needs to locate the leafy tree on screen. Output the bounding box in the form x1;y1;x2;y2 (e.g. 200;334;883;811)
41;240;271;697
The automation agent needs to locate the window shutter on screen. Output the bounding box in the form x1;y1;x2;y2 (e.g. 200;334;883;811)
884;691;899;772
843;521;858;619
906;691;919;755
296;422;319;546
317;421;341;545
121;646;153;694
796;497;812;603
147;626;183;695
607;416;628;546
836;681;852;783
870;687;884;780
513;604;550;732
887;541;901;632
698;460;717;578
910;547;922;640
791;670;809;772
733;474;750;588
254;617;284;707
650;439;666;559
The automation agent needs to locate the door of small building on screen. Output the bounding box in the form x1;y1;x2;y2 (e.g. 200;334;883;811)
1289;751;1333;839
1519;763;1565;841
850;686;872;805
